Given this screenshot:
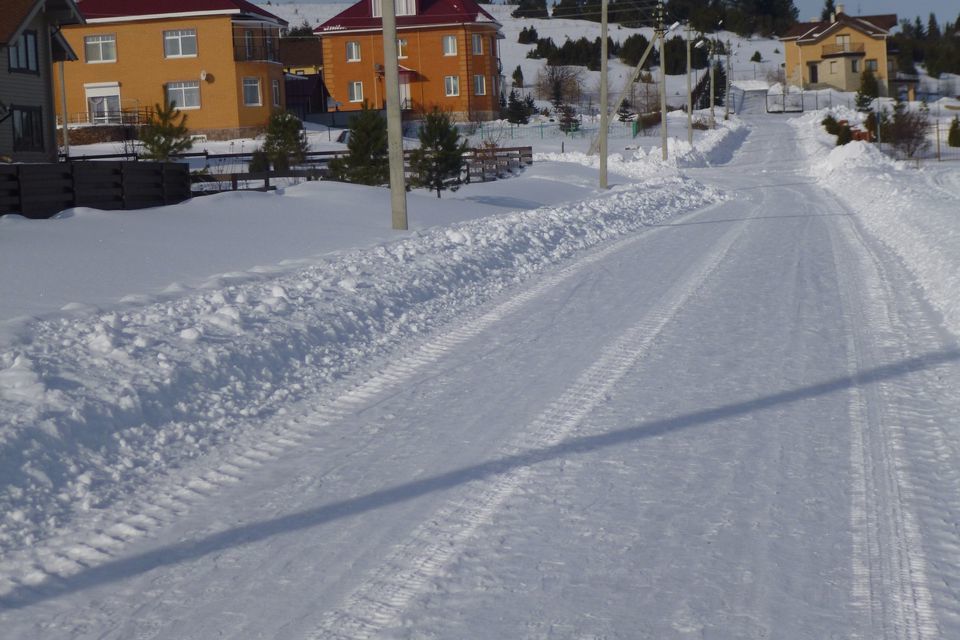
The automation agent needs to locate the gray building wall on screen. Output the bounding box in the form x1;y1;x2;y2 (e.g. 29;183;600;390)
1;12;58;163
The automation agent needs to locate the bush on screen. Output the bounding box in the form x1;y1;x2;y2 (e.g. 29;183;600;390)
836;125;853;145
249;150;270;173
948;116;960;148
822;114;840;135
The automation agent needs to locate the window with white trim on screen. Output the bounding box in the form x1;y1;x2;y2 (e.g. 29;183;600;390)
444;75;459;96
243;77;261;106
472;33;483;55
8;31;39;72
163;29;197;57
397;38;408;58
346;41;361;61
473;74;485;95
166;81;201;109
84;34;117;63
442;35;457;56
348;81;363;102
372;0;416;17
272;78;281;107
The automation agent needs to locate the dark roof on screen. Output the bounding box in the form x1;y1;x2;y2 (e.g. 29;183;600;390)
1;0;83;46
317;0;498;34
75;0;286;25
780;12;897;41
280;37;324;67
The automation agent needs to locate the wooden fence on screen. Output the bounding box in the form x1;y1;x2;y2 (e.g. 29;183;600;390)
0;161;190;219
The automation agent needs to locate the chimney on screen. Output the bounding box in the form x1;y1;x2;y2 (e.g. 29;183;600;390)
831;12;836;23
837;4;845;15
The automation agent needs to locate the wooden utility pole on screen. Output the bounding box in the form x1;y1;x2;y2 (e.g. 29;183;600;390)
381;0;408;230
686;26;693;145
599;0;609;188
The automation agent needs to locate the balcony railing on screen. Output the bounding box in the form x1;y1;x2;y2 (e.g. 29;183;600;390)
57;107;154;127
821;42;865;56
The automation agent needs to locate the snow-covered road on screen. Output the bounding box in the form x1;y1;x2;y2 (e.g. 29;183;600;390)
3;117;960;638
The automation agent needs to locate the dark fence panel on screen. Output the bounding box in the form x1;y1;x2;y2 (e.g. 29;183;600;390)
0;162;190;219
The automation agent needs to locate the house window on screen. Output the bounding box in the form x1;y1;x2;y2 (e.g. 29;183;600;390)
473;74;485;95
12;107;44;151
444;75;459;96
472;33;483;55
866;59;878;72
85;82;121;123
372;0;415;17
851;59;859;73
243;77;261;106
84;34;117;63
346;41;361;61
442;35;457;56
348;80;363;102
835;34;850;51
397;38;408;58
829;60;837;74
272;78;281;107
8;31;38;73
166;81;201;109
163;29;197;57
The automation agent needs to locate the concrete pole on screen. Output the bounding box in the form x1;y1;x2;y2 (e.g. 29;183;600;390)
658;1;667;161
599;0;609;188
724;39;731;120
380;0;408;230
59;61;70;158
709;44;716;129
686;27;692;145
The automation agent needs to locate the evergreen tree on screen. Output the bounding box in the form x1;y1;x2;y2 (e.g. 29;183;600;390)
261;111;309;170
821;0;836;21
948;116;960;147
512;65;524;89
854;69;879;111
712;61;727;107
328;104;389;185
750;50;762;62
286;19;314;37
616;99;636;122
558;103;581;132
512;0;548;19
523;93;537;117
518;26;539;44
408;109;467;198
139;101;193;161
507;90;530;124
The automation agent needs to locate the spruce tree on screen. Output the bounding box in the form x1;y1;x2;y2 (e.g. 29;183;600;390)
139;101;193;161
949;116;960;147
616;99;636;122
507;90;529;124
854;69;879;112
409;109;467;198
262;111;309;170
328;104;389;185
512;65;524;89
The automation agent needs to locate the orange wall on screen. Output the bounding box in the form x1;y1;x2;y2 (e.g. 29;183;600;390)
55;15;285;133
321;25;501;119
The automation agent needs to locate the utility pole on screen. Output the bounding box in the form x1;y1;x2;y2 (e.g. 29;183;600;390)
709;40;716;128
59;61;70;158
657;0;667;161
686;26;692;145
381;0;408;230
599;0;609;188
724;39;731;120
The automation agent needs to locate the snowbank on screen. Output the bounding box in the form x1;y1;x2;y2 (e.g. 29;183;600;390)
792;109;960;339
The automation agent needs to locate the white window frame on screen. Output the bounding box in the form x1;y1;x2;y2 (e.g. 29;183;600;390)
472;33;483;55
272;78;281;107
372;0;415;18
397;38;408;59
442;35;457;56
444;75;459;97
473;74;486;96
243;77;262;106
165;81;201;110
84;34;117;63
348;80;363;102
84;82;121;123
245;30;254;59
163;29;197;58
346;40;361;62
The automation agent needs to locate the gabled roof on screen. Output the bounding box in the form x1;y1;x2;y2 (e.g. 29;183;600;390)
780;12;896;42
1;0;83;46
316;0;499;34
74;0;286;26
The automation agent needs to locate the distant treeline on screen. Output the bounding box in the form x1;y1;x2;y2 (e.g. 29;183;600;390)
892;14;960;77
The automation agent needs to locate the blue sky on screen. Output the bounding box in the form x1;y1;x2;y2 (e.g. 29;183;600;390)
792;0;957;25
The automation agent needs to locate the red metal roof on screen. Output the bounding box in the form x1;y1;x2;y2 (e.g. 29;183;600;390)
317;0;498;34
75;0;285;25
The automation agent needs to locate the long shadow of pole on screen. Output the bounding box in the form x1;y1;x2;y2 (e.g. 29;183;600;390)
2;348;958;611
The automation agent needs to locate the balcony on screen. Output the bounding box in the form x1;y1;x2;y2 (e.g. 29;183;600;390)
821;42;865;57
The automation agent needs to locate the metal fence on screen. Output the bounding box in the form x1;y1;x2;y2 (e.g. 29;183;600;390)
460;120;645;142
766;91;859;113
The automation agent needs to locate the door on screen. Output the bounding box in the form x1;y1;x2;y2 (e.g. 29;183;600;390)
399;79;411;110
808;63;819;84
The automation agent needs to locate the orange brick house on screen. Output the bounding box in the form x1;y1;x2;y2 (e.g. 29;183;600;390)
316;0;503;121
54;0;287;139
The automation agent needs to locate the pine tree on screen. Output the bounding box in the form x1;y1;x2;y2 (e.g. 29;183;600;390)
512;65;524;89
821;0;836;21
558;103;581;133
138;101;193;161
524;93;537;117
854;69;879;112
409;109;467;198
328;104;389;185
261;111;309;170
949;116;960;147
507;89;529;124
616;99;635;122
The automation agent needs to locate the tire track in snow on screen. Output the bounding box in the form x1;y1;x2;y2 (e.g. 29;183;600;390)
307;205;748;639
828;200;939;639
